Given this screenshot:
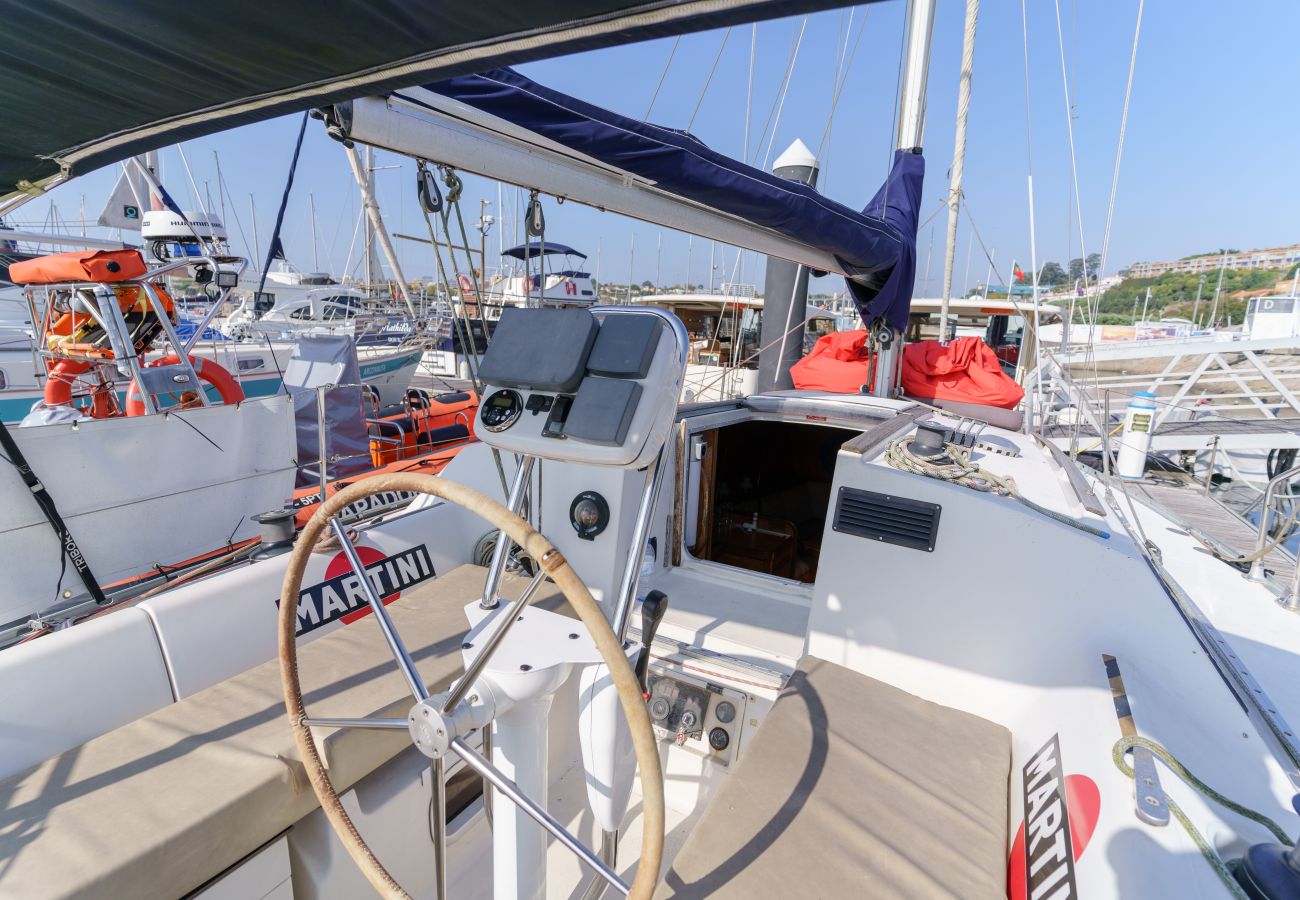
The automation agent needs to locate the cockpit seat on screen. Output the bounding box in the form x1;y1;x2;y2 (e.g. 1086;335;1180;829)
0;565;570;899
657;656;1012;899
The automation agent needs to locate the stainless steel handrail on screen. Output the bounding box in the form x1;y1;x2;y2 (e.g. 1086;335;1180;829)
1248;462;1300;583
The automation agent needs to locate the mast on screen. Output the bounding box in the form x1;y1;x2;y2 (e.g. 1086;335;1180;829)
627;233;635;301
249;194;260;271
871;0;936;398
363;146;375;288
344;144;417;316
758;139;819;392
1209;251;1229;327
309;192;319;271
939;0;980;343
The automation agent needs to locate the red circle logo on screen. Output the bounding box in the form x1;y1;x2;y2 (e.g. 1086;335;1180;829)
1007;773;1100;900
325;545;401;625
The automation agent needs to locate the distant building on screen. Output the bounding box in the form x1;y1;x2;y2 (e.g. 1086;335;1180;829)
1128;243;1300;279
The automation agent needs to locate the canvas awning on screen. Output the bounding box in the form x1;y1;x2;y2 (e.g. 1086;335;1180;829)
0;0;881;201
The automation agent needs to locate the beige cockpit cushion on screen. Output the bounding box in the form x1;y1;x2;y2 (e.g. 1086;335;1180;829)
657;656;1012;899
0;564;565;899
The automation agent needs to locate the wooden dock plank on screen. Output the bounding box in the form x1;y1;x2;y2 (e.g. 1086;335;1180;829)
1124;478;1296;583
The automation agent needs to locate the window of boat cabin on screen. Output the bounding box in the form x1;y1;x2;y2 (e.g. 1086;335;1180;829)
670;304;761;369
687;420;856;583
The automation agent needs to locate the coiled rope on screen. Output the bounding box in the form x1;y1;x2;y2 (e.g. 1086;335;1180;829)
1113;735;1293;899
886;436;1017;495
885;436;1110;539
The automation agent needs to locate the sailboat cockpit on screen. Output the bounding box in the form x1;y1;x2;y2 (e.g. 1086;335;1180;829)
6;1;1300;899
8;301;1300;900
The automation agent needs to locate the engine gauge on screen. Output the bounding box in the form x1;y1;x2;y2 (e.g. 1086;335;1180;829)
714;700;736;724
708;727;730;751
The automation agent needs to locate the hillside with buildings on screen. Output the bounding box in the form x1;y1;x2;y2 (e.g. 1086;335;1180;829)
1079;242;1300;326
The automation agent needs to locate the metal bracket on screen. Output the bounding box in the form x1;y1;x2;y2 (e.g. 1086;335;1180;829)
1104;654;1170;826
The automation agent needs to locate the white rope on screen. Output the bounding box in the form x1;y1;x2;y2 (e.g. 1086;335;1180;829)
1051;0;1102;445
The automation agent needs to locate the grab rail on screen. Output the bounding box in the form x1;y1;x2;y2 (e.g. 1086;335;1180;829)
1248;461;1300;589
1033;431;1107;517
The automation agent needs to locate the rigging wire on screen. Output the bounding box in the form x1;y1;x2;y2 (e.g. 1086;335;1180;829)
743;24;756;163
686;27;733;133
215;155;257;269
817;7;870;187
749;17;807;166
1018;0;1045;432
879;0;914;215
644;36;682;120
1097;0;1146;287
760;17;809;170
1051;0;1102;448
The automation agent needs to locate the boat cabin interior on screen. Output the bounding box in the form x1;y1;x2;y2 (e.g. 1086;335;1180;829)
688;419;854;583
4;304;1300;900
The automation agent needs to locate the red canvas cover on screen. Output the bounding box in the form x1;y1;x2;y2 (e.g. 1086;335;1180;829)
901;337;1025;410
8;249;147;285
790;330;872;393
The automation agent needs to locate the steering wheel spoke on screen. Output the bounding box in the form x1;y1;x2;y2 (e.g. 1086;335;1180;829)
442;567;548;715
302;716;410;731
328;516;429;702
278;473;664;900
450;737;630;897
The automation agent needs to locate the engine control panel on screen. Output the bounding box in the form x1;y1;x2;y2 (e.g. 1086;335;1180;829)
474;306;685;468
645;666;747;766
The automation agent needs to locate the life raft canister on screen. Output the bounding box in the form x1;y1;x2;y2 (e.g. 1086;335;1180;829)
8;249;148;285
124;355;244;416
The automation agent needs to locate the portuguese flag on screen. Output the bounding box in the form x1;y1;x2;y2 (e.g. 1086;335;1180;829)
1013;263;1025;283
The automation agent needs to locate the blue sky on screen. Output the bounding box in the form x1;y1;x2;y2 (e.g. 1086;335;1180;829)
9;0;1299;295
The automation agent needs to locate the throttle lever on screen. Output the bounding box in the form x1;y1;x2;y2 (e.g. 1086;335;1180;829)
635;590;669;697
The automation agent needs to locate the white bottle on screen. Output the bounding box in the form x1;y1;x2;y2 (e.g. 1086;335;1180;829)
1116;391;1157;480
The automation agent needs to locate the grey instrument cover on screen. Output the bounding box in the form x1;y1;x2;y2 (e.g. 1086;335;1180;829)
586;315;662;379
563;377;642;446
477;307;598;393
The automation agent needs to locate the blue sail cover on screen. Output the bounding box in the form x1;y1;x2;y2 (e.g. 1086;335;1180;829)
422;68;923;330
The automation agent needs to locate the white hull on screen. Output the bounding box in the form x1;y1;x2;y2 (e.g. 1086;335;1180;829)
0;395;297;624
0;341;420;420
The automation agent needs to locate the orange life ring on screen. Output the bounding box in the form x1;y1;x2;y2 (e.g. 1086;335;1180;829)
43;359;118;418
125;355;244;416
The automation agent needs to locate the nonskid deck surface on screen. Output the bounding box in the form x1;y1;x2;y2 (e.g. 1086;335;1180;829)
0;565;564;900
1123;476;1297;584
